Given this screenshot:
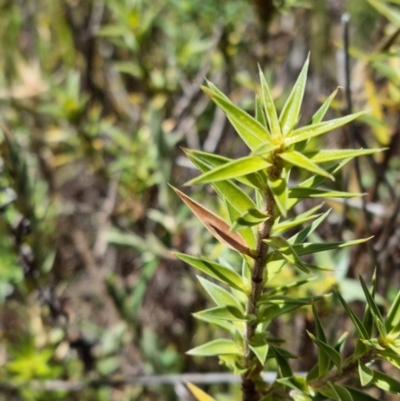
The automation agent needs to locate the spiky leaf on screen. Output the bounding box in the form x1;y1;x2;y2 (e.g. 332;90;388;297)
187;339;242;356
174;253;247;292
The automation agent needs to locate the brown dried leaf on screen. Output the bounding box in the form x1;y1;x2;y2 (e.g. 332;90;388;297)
172;187;253;257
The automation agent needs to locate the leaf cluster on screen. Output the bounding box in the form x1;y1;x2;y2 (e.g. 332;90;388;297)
173;57;397;400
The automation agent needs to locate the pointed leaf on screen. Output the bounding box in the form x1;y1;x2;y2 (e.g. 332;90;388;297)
279;150;334;180
249;340;269;365
358;362;373;386
359;275;385;336
289;187;363;199
285;111;367;146
203;85;271;149
259;303;304;322
271;347;294;377
288;209;331;244
385;289;400;335
186;156;271;186
279;55;309;136
312;304;330;376
224;200;257;249
331;383;353;401
187;149;266;189
367;0;400;25
259;65;281;138
258;294;329;306
291;237;372;257
308;331;342;368
231;208;270;232
172;187;252;256
255;95;267;126
310;87;339;124
336;290;369;340
194;311;233;332
187;383;217;401
268;168;288;217
272;203;323;234
277;376;309;393
378;348;400;370
267;277;317;296
371;370;400;395
266;236;310;273
195;306;247;321
197;276;243;310
187;339;242;356
303;148;385;164
343;386;380;401
184;149;256;213
173;253;247;292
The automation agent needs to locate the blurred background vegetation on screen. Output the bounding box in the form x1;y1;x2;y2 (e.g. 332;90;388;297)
0;0;399;400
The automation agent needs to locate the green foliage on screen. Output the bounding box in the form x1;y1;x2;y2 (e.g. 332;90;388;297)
173;59;400;400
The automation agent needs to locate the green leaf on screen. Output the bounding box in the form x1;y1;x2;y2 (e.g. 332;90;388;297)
289;187;363;199
197;276;243;310
285;111;367;146
288;209;331;244
359;275;386;336
385;289;400;335
186;155;271;186
331;383;353;401
310;87;339;124
267;277;317;296
271;347;294;378
272;203;323;234
231;208;270;232
259;65;281;138
277;376;309;393
279;55;309;136
249;339;269;365
312;304;331;376
203;85;271;150
187;339;242;356
195;306;247;321
303;148;385;164
290;237;372;257
174;253;247;292
251;141;281;156
367;0;400;25
377;348;400;370
258;294;329;306
268;168;288;217
307;331;342;369
184;149;256;213
343;386;380;401
265;236;310;273
193;311;233;332
224;200;257;249
255;95;267;127
371;370;400;395
336;290;369;340
292;159;353;202
279;150;334;180
259;303;304;322
186;149;266;189
358;362;373;386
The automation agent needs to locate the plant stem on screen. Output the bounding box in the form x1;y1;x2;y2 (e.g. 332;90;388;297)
242;188;275;401
310;349;377;390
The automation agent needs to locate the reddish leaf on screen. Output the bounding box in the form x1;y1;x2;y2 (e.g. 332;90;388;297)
172;187;254;257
